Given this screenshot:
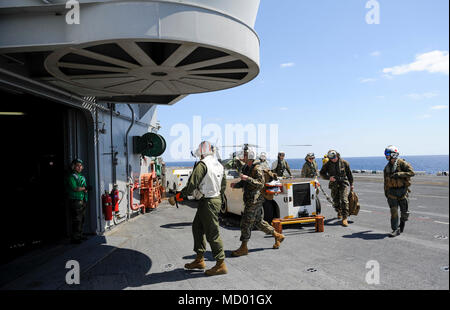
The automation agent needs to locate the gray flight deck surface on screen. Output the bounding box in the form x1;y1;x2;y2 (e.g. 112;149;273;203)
1;174;448;290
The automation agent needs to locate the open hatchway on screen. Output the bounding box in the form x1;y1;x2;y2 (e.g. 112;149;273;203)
0;0;262;271
0;90;94;265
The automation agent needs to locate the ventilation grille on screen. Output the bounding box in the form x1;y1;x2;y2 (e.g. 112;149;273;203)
41;39;256;97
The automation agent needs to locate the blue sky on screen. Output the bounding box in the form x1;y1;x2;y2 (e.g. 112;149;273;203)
157;0;449;161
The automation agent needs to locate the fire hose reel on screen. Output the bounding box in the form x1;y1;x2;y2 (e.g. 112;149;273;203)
133;133;166;157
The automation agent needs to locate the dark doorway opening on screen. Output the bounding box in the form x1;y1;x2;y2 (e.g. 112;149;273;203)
0;90;69;265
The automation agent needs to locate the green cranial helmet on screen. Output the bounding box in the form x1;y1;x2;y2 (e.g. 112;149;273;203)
71;158;83;165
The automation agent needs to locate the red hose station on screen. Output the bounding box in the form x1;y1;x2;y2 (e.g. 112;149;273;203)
102;133;166;221
130;169;164;213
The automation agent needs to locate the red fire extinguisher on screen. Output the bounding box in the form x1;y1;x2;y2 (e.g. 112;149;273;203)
102;191;113;221
111;186;120;213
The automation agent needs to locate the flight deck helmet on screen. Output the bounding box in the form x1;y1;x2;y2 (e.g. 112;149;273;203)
259;152;267;161
194;141;214;158
238;147;256;161
305;152;315;160
327;150;338;160
384;145;399;159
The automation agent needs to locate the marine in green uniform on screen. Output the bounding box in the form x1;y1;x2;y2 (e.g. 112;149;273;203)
169;141;227;276
258;152;270;170
301;152;322;214
383;145;415;237
66;158;89;244
301;152;319;178
230;147;285;257
320;150;354;226
272;151;292;177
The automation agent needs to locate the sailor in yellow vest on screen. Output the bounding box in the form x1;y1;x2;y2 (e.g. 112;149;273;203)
322;154;329;166
383;145;415;237
169;141;227;276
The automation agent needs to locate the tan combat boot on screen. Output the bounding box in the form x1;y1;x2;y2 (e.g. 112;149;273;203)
272;231;285;249
184;253;206;270
205;259;228;276
231;241;248;257
342;217;348;227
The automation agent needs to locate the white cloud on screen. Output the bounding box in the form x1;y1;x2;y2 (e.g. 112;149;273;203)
280;62;295;68
383;50;449;76
417;114;432;119
431;105;448;110
359;77;377;83
370;51;381;57
280;107;288;111
406;92;439;100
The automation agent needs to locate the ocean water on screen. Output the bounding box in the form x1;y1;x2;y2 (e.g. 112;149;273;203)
165;155;449;174
291;155;449;174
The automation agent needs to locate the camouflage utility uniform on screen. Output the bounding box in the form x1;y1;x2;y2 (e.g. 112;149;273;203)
301;160;319;178
259;159;270;171
384;158;415;232
301;159;321;213
272;159;292;177
320;158;353;218
233;160;275;242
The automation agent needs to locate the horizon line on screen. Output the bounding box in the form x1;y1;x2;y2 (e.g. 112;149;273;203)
164;154;449;162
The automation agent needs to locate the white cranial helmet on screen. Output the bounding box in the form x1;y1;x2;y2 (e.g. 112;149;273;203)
238;147;256;160
384;145;399;159
259;152;267;161
194;141;214;157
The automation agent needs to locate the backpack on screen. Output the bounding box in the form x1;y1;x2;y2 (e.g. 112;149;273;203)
261;168;281;200
348;191;360;216
262;168;278;184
